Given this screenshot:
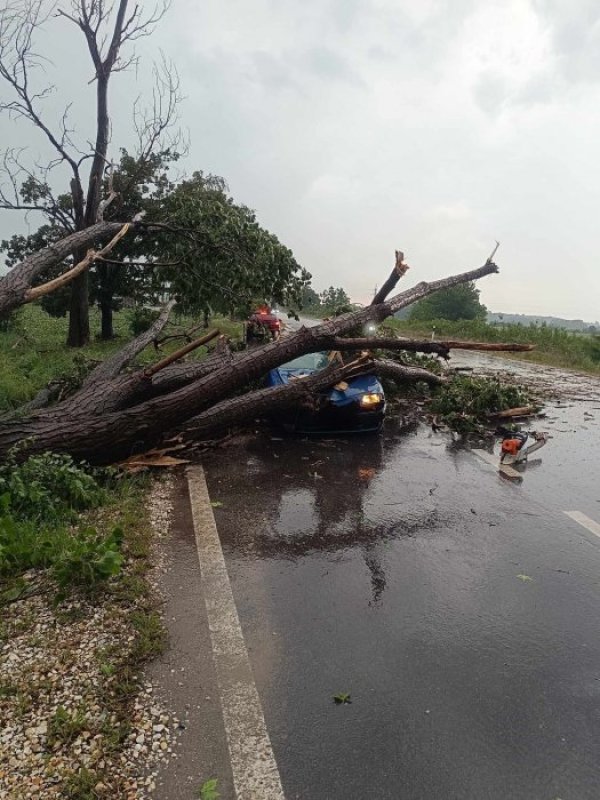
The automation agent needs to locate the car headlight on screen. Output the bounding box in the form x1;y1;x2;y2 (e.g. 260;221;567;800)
359;392;383;408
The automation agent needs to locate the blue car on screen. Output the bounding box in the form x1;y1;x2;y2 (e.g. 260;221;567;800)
267;352;385;434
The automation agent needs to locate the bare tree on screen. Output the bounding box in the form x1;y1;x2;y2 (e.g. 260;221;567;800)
0;0;179;345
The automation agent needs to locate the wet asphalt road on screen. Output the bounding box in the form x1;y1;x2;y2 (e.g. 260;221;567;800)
203;355;600;800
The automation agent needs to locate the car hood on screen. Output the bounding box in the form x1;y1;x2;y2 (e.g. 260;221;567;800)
272;368;383;407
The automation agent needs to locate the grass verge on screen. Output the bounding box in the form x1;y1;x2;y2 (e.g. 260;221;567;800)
0;304;245;412
384;317;600;376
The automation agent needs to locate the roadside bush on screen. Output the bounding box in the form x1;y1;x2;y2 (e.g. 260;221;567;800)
0;451;105;523
0;453;123;593
0;499;123;590
51;525;124;589
586;335;600;363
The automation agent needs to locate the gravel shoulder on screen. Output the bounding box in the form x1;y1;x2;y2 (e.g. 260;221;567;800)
0;476;178;799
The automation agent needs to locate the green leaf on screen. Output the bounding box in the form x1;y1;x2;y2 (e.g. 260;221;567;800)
199;777;220;800
210;501;223;508
0;579;27;605
516;574;533;582
333;692;352;705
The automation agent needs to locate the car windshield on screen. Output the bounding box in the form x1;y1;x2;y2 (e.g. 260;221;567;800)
281;352;330;371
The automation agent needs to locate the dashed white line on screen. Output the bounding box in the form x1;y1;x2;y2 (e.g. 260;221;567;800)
563;511;600;540
187;465;286;800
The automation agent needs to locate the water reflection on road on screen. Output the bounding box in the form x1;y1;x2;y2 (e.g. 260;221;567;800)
202;353;600;800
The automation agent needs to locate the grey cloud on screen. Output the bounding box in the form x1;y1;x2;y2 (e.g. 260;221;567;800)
252;52;299;92
305;46;364;85
473;72;511;115
536;0;600;85
250;46;362;92
3;0;600;318
474;70;558;115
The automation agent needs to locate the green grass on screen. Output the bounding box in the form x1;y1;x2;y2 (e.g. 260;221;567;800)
48;705;89;747
0;466;170;793
61;767;101;800
384;317;600;375
0;304;245;412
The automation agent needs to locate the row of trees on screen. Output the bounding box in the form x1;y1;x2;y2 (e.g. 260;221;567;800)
300;285;353;315
2;150;311;337
300;281;487;322
0;1;310;345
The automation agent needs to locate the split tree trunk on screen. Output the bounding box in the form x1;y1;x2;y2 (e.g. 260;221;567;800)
0;258;500;463
0;221;125;315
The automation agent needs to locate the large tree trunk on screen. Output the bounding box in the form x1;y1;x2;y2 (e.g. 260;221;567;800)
67;269;90;347
68;71;111;347
100;299;114;340
97;262;117;340
0;258;501;463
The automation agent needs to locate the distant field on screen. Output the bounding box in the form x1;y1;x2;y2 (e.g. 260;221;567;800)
0;305;245;412
384;317;600;376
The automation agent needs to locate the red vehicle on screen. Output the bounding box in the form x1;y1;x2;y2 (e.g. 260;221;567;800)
246;305;282;342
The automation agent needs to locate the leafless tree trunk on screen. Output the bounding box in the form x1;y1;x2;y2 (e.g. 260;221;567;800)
0;0;177;346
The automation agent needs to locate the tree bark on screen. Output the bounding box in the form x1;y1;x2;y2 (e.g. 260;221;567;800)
0;259;499;463
0;222;125;315
371;251;409;305
67;269;91;347
100;297;114;340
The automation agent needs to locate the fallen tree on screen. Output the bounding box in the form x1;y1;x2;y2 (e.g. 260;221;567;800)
0;250;506;463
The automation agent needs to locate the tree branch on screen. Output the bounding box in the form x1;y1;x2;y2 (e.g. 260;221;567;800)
370;358;443;386
24;222;131;302
371;250;410;305
0;220;127;313
143;329;220;378
0;1;80;178
83;298;176;385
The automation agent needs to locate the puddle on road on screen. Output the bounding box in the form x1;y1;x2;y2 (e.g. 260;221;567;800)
206;427;485;568
205;353;600;577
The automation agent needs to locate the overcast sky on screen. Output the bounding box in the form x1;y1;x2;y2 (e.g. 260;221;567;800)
1;0;600;320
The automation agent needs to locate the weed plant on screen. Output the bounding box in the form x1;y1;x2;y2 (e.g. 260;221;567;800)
0;452;123;593
0;450;105;522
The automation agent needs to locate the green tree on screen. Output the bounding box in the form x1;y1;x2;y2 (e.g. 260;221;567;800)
319;286;351;312
409;282;487;321
143;171;310;320
0;148;179;336
300;285;321;310
2;157;310;335
0;1;178;346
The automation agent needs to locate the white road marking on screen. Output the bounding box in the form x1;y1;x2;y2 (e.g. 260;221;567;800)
563;511;600;540
187;466;286;800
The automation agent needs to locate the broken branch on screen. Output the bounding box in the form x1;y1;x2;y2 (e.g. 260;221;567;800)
143;329;220;378
24;223;131;302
